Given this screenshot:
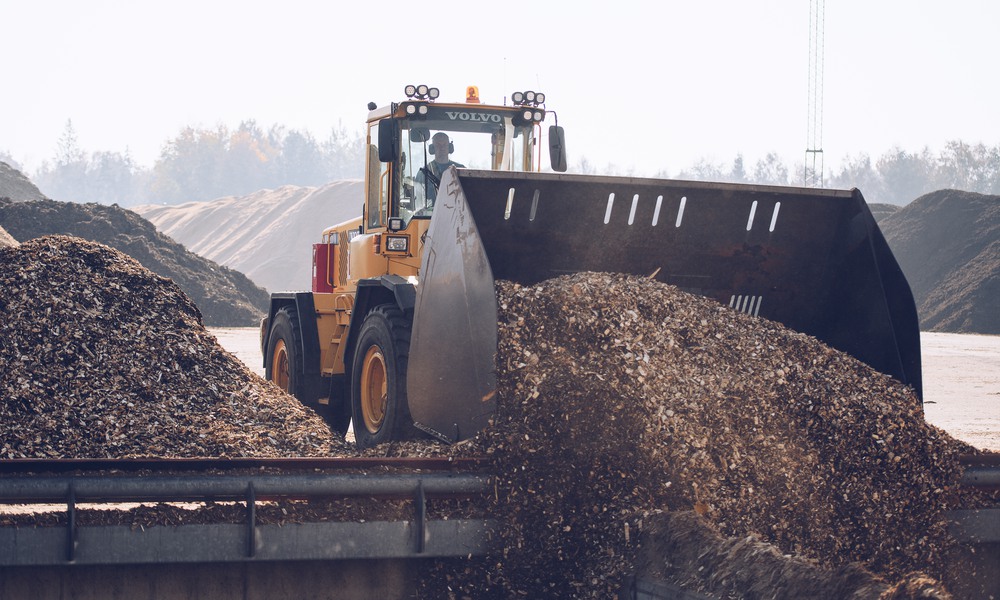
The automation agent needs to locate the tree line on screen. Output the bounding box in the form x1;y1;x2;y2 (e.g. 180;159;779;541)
671;141;1000;206
4;120;999;207
7;120;366;207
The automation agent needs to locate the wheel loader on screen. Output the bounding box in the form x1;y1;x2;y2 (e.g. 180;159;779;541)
261;84;922;449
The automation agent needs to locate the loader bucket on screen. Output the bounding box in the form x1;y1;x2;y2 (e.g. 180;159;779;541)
407;168;922;443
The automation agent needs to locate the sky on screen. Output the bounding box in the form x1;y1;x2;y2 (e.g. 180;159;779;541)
2;0;998;181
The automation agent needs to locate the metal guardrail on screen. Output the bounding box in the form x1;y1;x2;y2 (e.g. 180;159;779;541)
961;466;1000;490
0;457;994;567
0;469;496;566
0;472;489;503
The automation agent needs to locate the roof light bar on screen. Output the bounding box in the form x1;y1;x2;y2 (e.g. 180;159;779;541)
405;84;440;101
511;90;545;107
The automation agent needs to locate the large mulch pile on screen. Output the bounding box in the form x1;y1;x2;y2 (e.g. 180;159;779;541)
0;235;344;458
877;189;1000;334
0;197;269;326
424;273;994;599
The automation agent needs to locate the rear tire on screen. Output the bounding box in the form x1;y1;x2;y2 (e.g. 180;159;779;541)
265;306;304;400
350;304;415;449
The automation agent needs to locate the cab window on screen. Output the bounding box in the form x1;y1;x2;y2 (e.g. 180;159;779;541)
366;126;391;230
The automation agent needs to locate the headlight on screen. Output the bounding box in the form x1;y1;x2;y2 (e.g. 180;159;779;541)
416;84;429;96
404;84;417;97
385;235;409;253
512;91;524;104
406;104;417;115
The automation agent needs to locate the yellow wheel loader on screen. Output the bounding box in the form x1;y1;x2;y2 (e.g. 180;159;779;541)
261;85;921;449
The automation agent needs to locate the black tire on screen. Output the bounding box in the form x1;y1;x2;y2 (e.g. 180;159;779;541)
265;306;305;400
350;304;415;449
325;377;352;436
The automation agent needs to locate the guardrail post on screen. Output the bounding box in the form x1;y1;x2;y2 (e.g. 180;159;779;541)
246;482;256;558
416;480;426;554
66;482;76;563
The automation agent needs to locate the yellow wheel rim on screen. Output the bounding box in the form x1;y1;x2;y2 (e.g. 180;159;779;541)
360;345;388;433
272;339;290;393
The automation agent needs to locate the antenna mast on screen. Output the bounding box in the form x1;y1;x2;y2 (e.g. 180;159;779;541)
805;0;825;187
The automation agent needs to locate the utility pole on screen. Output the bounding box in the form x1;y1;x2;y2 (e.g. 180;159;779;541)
805;0;825;187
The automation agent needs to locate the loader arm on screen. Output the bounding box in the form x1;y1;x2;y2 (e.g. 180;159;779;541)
407;168;922;443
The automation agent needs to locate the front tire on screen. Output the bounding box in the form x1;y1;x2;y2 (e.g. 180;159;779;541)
265;306;304;399
351;304;415;449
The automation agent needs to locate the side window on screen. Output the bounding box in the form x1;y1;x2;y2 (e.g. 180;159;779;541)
365;129;393;230
397;128;435;224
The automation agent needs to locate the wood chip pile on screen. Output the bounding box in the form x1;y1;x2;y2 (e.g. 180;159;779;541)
1;235;994;598
429;273;993;599
0;235;345;458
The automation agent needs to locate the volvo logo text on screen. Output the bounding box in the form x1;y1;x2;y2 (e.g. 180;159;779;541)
444;111;503;123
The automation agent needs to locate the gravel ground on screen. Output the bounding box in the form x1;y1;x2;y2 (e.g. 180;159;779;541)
920;333;1000;452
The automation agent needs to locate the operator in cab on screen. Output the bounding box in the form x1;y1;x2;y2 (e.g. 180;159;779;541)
416;132;465;203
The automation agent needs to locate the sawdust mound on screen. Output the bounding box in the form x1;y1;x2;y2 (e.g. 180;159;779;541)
437;272;990;598
877;190;1000;334
0;235;345;458
0;161;46;202
0;224;16;247
133;180;363;294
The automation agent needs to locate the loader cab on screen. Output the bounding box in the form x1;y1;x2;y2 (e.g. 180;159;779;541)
365;85;565;232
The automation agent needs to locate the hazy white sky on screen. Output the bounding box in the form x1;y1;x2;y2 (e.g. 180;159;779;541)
3;0;998;180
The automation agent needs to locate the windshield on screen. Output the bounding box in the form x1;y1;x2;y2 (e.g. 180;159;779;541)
395;113;536;225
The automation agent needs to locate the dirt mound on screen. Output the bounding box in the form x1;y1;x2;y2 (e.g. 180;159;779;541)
431;272;991;598
0;224;16;247
868;202;900;222
0;161;46;202
134;181;363;293
0;198;268;326
877;190;1000;334
0;236;343;458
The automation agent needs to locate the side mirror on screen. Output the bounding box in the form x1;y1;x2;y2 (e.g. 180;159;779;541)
378;119;399;162
410;127;430;143
548;125;567;172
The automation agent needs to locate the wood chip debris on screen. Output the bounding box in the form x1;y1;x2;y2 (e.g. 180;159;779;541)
1;237;995;598
0;236;345;458
423;273;995;599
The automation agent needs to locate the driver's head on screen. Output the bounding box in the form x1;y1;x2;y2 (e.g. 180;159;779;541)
431;132;452;158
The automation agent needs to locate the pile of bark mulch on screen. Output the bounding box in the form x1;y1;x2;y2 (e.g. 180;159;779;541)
0;235;345;458
0;197;268;326
878;189;1000;334
424;272;995;599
